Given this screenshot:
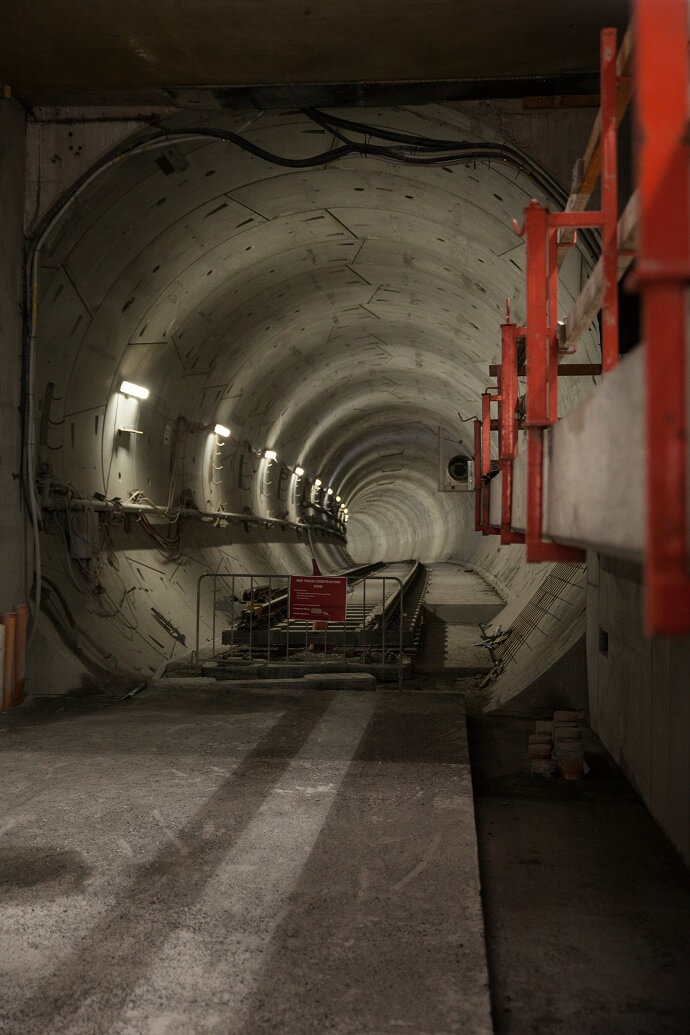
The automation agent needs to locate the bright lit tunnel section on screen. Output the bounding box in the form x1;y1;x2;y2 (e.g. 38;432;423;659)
30;106;600;689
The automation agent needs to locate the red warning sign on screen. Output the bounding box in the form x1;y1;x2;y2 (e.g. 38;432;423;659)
288;575;347;622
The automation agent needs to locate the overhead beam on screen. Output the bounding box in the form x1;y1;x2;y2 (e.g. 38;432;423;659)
488;362;601;378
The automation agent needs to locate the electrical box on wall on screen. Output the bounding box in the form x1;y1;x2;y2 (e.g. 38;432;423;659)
437;426;475;492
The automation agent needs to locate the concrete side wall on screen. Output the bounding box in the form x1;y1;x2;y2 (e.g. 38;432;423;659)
0;98;27;612
587;553;690;864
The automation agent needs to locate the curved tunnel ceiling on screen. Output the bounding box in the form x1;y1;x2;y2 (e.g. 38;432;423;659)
32;105;600;677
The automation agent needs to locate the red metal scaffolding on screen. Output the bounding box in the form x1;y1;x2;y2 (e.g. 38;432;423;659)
474;9;690;633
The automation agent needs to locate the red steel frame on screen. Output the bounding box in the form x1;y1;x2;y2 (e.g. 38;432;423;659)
498;316;525;544
480;390;500;534
475;303;525;542
474;418;482;532
635;0;690;634
498;28;620;562
475;16;690;631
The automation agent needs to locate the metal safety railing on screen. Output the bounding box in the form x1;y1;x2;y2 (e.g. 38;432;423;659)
194;570;407;686
473;8;690;634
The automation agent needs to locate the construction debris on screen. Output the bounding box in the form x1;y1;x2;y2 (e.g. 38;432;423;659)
528;709;586;780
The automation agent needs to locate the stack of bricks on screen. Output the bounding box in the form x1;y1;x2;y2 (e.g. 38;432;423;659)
528;710;585;780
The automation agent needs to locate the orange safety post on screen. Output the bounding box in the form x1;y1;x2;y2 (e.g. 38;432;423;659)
1;613;16;712
13;604;28;706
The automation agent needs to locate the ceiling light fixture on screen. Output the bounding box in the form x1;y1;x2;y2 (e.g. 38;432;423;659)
295;466;305;477
214;423;231;438
119;380;149;399
264;449;278;461
314;478;322;487
327;487;334;496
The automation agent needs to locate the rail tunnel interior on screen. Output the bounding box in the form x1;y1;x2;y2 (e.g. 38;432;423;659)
3;5;690;1030
30;104;601;688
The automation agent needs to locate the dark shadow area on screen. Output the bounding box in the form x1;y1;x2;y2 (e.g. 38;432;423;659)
0;847;90;902
466;712;690;1034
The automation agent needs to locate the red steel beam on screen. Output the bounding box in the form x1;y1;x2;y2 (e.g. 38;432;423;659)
498;321;525;543
481;393;491;478
480;392;494;534
500;322;520;459
525;430;584;563
600;26;620;372
636;0;690;634
549;211;604;228
473;419;482;532
548;226;560;423
488;363;601;378
524;201;549;427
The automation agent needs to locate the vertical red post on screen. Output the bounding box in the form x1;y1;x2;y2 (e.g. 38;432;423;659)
500;323;518;459
524;200;549;427
525;430;544;561
474;419;482;532
481;392;492;532
481;392;491;478
499;322;525;543
636;0;690;633
547;226;560;423
600;26;620;373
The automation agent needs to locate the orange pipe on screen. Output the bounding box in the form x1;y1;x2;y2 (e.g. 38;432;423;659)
1;613;16;712
13;604;28;707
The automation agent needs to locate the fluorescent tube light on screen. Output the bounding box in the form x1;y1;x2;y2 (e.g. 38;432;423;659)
120;380;149;399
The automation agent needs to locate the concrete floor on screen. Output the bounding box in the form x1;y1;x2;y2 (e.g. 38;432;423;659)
0;687;491;1034
417;564;504;676
468;712;690;1035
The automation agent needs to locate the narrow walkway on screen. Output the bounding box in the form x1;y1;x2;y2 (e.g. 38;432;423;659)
417;563;504;675
0;687;491;1034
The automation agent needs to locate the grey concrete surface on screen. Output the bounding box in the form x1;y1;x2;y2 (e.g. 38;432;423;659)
2;2;628;102
418;564;503;675
491;346;645;560
0;688;491;1034
587;553;690;865
468;711;690;1034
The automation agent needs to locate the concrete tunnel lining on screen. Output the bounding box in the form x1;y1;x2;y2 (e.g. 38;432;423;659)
29;104;600;685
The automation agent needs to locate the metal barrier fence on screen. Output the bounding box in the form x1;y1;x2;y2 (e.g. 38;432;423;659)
194;571;405;685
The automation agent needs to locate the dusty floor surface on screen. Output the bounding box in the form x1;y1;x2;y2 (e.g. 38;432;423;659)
417;564;504;677
0;688;491;1035
467;712;690;1035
